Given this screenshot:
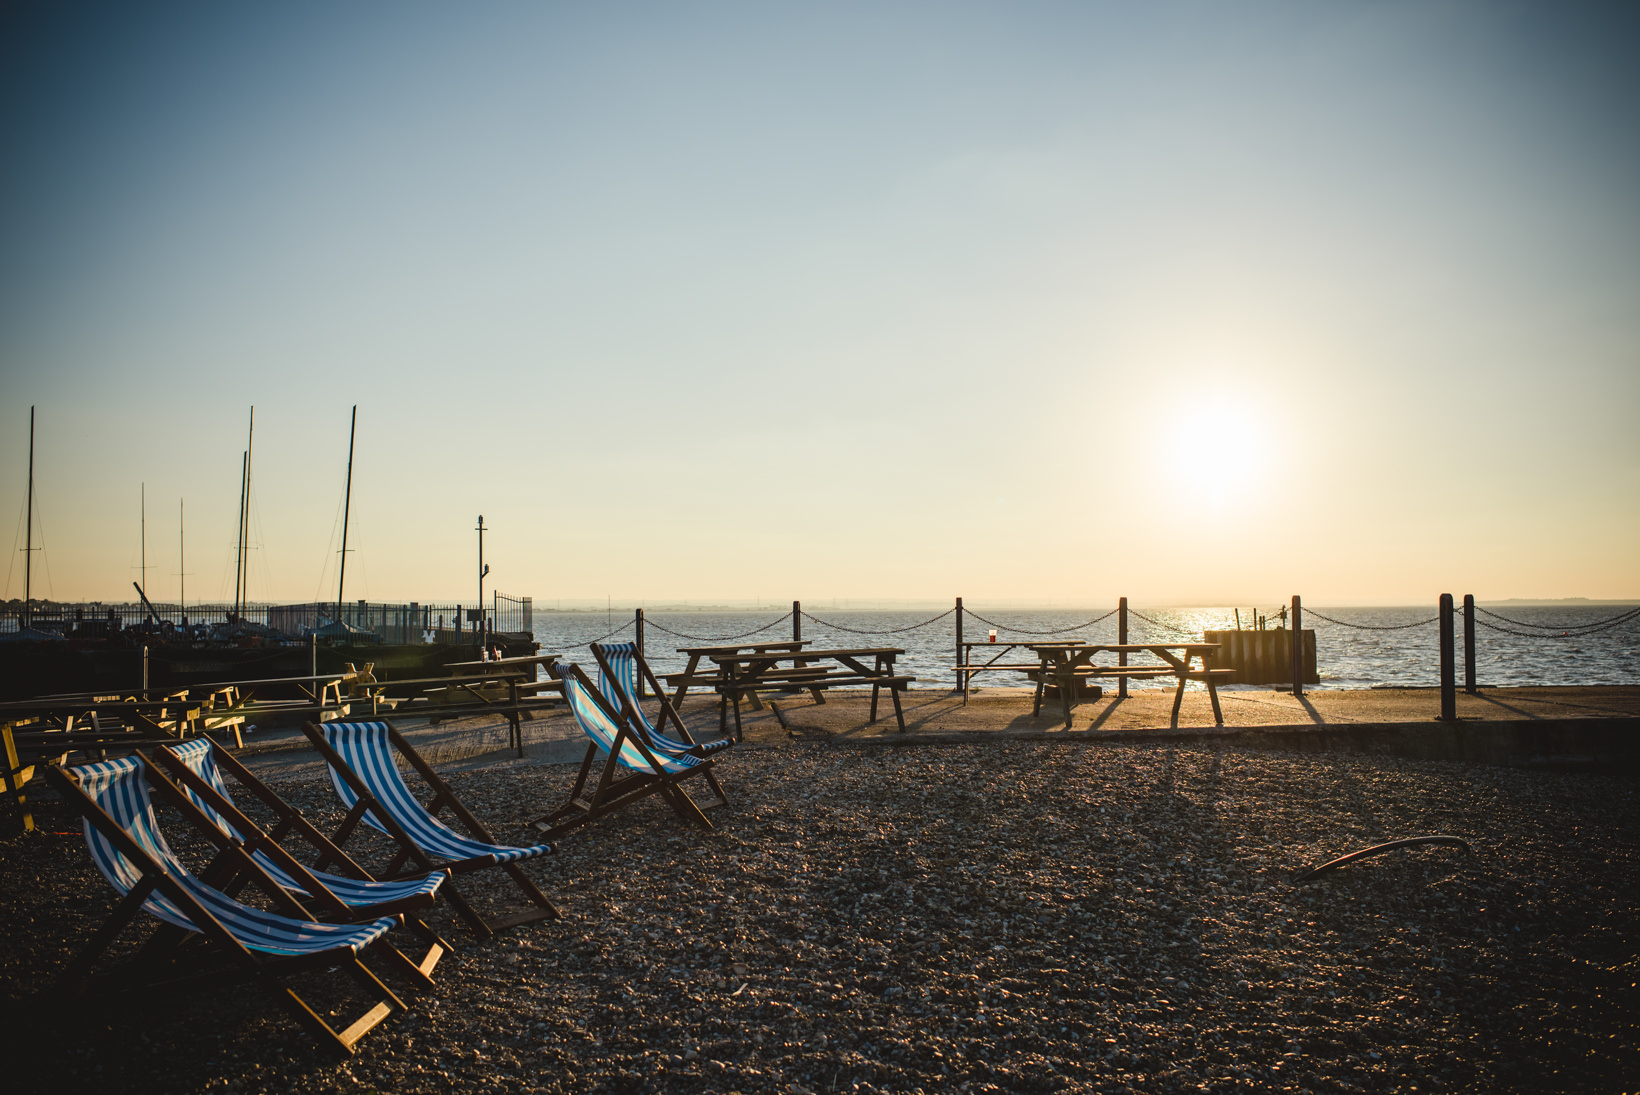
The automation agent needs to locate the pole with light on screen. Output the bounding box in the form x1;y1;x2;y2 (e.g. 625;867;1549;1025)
476;515;491;653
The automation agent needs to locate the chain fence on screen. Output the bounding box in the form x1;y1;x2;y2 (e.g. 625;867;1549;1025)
1303;609;1441;631
1124;608;1203;638
962;607;1120;636
1473;603;1640;636
642;612;794;643
800;608;955;635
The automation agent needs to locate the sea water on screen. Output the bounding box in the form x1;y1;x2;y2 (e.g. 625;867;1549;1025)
530;604;1640;690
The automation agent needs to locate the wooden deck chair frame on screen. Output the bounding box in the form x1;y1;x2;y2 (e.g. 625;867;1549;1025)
44;757;410;1056
530;661;722;840
150;739;450;987
591;641;731;809
300;719;559;939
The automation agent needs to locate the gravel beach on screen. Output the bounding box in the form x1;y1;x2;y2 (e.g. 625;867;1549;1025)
3;735;1637;1094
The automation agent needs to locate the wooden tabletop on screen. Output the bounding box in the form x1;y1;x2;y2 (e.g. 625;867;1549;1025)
708;646;903;663
444;653;563;670
1026;642;1219;652
678;640;811;656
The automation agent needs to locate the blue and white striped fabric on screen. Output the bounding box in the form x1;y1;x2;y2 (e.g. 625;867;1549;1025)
319;721;552;866
167;738;444;909
70;755;394;956
562;672;706;776
595;642;733;757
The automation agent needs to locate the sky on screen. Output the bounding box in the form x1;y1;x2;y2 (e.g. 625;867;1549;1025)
1;1;1636;609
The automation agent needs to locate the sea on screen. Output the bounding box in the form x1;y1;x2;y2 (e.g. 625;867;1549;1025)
529;604;1640;691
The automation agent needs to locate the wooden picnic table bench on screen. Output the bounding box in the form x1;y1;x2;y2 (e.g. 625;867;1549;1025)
1025;642;1233;729
664;641;812;704
706;646;912;740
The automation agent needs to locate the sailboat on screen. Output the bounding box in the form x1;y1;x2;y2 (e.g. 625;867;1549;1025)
2;406;62;643
311;406;378;645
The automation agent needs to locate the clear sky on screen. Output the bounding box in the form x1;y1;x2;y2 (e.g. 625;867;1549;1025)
2;1;1636;609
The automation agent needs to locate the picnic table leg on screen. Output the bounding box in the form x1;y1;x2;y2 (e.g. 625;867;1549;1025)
1204;662;1225;725
870;682;881;724
673;654;702;707
1170;676;1187;728
1057;663;1076;729
1031;661;1046;717
509;680;524;757
2;724;33;832
889;682;906;731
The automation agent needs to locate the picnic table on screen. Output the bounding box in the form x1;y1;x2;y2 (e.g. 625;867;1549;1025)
380;656;565;756
706;646;913;740
442;653;563;680
663;641;813;705
956;639;1065;701
1025;642;1231;729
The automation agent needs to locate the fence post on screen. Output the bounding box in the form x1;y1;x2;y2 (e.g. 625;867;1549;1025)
1463;594;1476;694
141;644;149;700
635;608;646;698
793;601;801;645
1291;594;1303;697
1439;593;1456;721
954;597;964;692
1118;597;1128;699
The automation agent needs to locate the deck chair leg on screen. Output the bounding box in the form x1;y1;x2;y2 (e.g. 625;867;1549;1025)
438;879;497;940
699;766;729;810
368;938;442;991
58;879;159;991
660;782;714;831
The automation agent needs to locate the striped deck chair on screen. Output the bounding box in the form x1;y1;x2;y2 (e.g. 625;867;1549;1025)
301;719;559;938
153;737;451;986
530;661;724;839
45;755;410;1055
593;641;732;810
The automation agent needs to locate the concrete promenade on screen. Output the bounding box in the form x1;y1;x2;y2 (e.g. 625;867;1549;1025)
237;684;1640;779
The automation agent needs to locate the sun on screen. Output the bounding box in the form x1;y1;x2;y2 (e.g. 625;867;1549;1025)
1160;393;1274;510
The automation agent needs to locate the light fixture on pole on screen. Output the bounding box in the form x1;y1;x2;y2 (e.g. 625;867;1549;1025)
476;515;491;650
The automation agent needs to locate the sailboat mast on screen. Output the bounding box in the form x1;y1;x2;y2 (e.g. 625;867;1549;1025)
238;407;254;622
179;498;186;621
335;405;357;625
140;482;146;600
23;406;34;630
233;450;247;619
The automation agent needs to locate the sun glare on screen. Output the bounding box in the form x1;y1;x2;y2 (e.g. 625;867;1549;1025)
1161;394;1274;510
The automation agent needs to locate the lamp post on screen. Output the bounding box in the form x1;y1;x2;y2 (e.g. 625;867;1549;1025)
476;515;491;653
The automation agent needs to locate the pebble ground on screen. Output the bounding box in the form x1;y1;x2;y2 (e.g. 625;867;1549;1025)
3;739;1636;1093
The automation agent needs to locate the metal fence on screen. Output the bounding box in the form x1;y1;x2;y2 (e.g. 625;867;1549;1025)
3;594;535;643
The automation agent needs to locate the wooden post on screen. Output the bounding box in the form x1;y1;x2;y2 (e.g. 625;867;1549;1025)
1117;597;1129;699
953;597;964;692
635;608;646;699
141;644;149;701
1290;595;1303;697
793;601;801;645
1463;594;1476;694
1439;593;1456;721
